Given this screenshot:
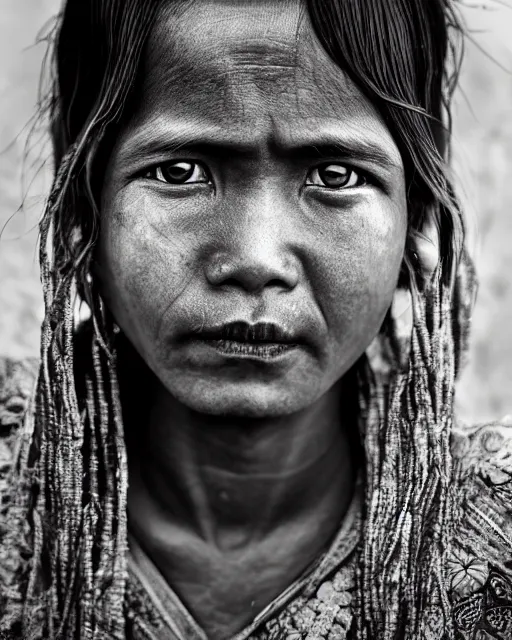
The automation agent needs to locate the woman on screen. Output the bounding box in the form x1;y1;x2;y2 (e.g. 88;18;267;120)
0;0;511;638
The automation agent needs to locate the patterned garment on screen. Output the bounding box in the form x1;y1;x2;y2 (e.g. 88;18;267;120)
1;357;512;640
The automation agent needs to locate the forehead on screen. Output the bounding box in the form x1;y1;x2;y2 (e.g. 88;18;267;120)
127;0;400;162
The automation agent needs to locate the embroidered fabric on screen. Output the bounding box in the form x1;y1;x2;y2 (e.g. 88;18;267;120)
448;421;512;640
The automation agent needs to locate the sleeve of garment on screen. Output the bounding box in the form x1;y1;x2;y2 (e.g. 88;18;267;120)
0;358;37;488
0;357;38;495
448;419;512;639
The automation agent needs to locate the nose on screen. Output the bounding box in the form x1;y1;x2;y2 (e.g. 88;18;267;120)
204;192;300;294
205;251;299;293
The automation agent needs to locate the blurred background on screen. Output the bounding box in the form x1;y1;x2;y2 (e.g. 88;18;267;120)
0;0;511;423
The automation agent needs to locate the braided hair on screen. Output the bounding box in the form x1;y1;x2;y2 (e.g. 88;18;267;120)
0;1;477;638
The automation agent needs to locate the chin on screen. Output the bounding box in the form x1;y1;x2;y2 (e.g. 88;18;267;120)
165;377;321;419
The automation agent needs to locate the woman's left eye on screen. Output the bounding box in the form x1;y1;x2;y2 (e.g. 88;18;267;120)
306;163;367;189
145;161;209;185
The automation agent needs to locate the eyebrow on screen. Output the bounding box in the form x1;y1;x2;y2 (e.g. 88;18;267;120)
118;119;403;174
278;140;401;173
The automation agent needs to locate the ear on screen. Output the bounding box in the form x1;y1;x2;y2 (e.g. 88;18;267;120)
410;216;440;283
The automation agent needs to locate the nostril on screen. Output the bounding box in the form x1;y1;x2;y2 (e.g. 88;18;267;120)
216;276;292;293
267;278;289;289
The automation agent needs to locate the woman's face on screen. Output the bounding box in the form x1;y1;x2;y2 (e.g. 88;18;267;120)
98;0;407;418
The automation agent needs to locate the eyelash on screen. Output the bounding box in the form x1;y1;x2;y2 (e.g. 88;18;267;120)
306;163;368;189
144;160;370;190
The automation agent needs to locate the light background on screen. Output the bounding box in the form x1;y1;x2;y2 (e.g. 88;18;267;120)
0;1;511;423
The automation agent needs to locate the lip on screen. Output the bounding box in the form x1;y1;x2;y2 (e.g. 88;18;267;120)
189;321;301;360
196;321;297;344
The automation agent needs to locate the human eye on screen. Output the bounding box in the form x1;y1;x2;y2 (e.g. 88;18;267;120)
305;163;368;189
145;161;210;185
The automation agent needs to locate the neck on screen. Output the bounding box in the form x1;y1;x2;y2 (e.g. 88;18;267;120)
127;377;355;547
123;359;359;637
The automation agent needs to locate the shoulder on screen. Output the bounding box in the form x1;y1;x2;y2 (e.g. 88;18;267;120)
450;418;512;562
0;356;39;417
448;419;512;637
0;357;38;620
0;357;38;491
451;417;512;480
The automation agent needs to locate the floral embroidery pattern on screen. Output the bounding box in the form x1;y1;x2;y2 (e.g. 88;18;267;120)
456;424;512;487
447;548;489;598
452;568;512;639
247;562;356;640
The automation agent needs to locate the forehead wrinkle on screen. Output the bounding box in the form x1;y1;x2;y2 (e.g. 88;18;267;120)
142;41;299;134
143;1;368;122
144;0;305;98
223;35;298;71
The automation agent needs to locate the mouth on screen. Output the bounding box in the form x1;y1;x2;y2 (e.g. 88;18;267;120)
192;321;299;359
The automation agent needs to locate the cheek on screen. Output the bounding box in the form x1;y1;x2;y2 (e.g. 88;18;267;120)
96;189;195;345
314;197;406;354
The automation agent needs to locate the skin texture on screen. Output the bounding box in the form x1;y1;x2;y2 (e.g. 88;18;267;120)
97;0;407;637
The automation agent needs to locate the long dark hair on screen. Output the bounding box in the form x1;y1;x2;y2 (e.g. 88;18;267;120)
0;1;475;638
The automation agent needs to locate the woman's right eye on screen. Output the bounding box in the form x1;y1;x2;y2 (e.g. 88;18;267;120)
145;161;210;185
